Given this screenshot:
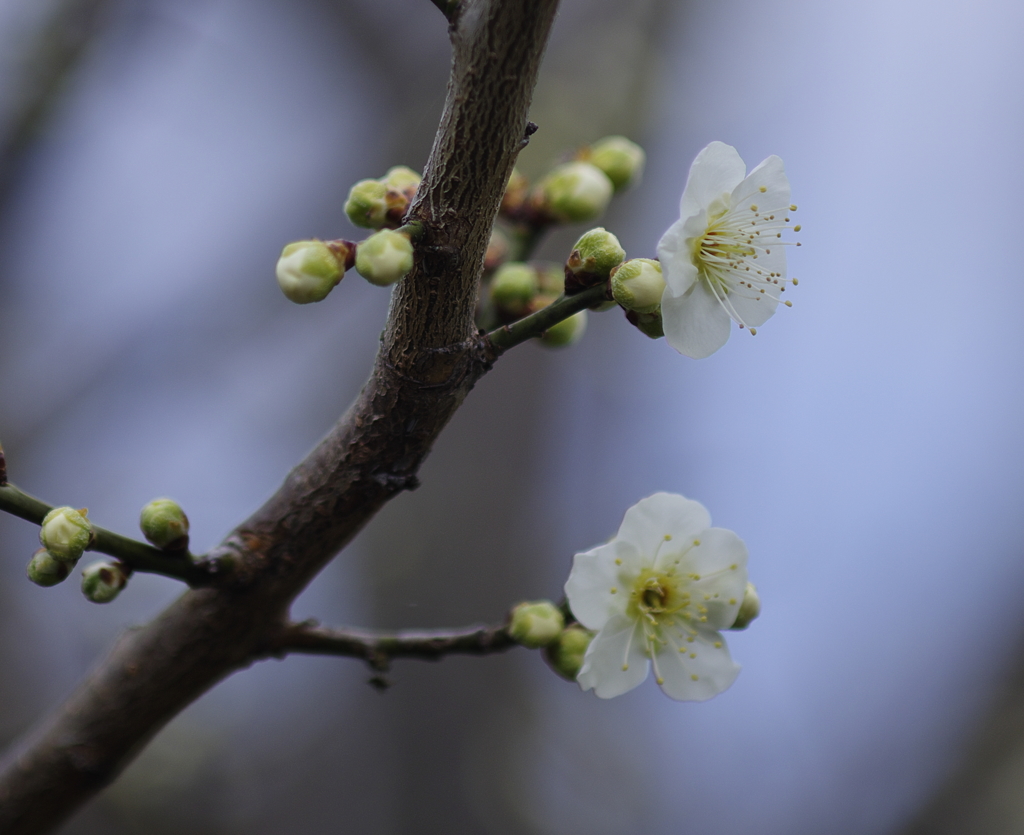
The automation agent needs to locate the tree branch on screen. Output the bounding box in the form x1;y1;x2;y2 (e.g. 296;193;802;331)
0;483;207;584
269;620;515;666
0;1;560;831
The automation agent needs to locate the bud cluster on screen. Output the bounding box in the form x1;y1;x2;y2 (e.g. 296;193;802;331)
345;166;423;231
27;506;95;590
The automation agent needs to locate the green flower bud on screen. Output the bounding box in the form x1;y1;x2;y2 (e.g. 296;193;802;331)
509;600;565;649
139;498;190;550
345;179;388;229
39;506;93;562
566;227;626;289
625;308;664;339
585;136;645;191
730;582;761;630
611;258;666;314
276;240;348;304
541;310;587;347
81;560;129;604
535;263;565;297
355;229;414;286
490;262;539;318
544;625;594;681
381;166;422;193
26;548;72;587
537;161;613;223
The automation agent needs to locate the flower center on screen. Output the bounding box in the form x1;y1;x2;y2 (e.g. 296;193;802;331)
628;569;685;626
688;192;801;334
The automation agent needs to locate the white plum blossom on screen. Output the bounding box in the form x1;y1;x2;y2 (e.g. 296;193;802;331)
657;141;799;358
565;493;748;701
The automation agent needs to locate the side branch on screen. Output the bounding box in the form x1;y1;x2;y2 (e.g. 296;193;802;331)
487;284;611;352
0;483;206;584
270;620;515;665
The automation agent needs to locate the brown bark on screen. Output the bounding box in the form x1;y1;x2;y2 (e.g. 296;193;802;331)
0;1;560;830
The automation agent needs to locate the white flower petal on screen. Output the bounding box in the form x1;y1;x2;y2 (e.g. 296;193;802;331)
615;492;712;559
679;527;749;629
678;141;746;220
731;154;790;210
656;217;699;296
722;286;780;330
662;282;732;359
565;540;638;630
577;614;650;698
653;627;739;702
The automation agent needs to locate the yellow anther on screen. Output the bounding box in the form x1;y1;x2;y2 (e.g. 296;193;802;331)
691;674;699;681
758;185;767;193
789;204;797;211
729;598;737;605
622;664;629;671
714;641;722;649
792;278;799;285
614;558;622;565
610;587;617;594
793;224;802;232
664;534;672;541
656;677;665;685
689;653;696;659
785;300;793;307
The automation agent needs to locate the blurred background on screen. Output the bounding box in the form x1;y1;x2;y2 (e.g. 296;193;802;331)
2;0;1024;832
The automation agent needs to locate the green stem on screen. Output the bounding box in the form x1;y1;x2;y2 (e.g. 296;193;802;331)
0;483;208;585
486;283;610;352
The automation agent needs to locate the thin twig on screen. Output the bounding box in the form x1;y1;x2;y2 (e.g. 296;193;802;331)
486;283;611;352
0;483;208;584
270;620;515;667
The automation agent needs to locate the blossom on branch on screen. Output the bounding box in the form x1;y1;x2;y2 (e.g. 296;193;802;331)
657;141;799;358
565;493;748;701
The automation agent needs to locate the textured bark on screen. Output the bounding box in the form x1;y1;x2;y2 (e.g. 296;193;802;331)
0;1;560;831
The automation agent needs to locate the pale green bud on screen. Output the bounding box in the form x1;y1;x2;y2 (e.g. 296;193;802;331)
509;600;565;648
355;229;414;286
730;582;761;630
538;161;613;223
541;310;587;347
627;308;665;339
490;263;539;318
586;136;645;191
544;625;594;681
535;263;565;297
276;240;347;304
81;560;129;604
611;258;666;314
345;179;388;229
566;227;626;283
39;506;93;562
139;498;190;550
26;548;72;587
381;166;422;193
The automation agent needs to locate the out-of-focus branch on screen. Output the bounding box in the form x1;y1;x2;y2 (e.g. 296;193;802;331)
0;483;207;583
0;1;560;831
0;0;114;213
269;619;515;667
